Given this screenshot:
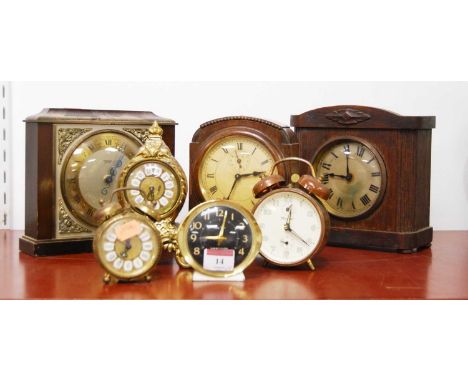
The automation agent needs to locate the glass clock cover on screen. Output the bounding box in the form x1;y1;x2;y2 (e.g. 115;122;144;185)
313;139;386;218
61;131;140;227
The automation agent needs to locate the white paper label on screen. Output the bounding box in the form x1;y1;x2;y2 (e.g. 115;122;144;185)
203;248;235;272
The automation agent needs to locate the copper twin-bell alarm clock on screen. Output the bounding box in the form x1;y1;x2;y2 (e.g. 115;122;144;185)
117;121;189;268
93;187;163;284
253;157;331;271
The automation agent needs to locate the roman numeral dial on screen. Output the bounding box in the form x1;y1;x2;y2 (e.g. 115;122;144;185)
313;139;386;218
198;135;276;210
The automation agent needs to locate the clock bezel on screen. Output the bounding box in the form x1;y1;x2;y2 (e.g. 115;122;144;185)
311;136;388;220
253;188;330;267
60;129;142;229
193;127;286;208
178;199;262;278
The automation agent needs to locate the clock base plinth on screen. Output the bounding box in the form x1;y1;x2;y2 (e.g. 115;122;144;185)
19;235;93;257
192;271;245;282
328;226;433;253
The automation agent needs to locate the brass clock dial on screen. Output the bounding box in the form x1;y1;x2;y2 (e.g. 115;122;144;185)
93;212;162;281
123;160;181;219
61;131;141;227
198;135;275;210
313;139;386;218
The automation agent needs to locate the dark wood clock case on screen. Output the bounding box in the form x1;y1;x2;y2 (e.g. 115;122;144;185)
189;116;301;209
291;105;435;253
19;108;177;256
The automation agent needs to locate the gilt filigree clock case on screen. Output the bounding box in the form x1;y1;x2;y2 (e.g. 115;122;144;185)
292;105;435;253
19;108;177;256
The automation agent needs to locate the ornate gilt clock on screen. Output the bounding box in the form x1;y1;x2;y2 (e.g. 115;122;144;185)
19;108;177;256
291;105;435;253
189;116;301;211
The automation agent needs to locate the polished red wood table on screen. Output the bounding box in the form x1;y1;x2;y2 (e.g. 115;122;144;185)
1;230;467;299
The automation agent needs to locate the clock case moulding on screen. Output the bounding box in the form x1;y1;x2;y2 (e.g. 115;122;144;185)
189;116;303;210
291;105;435;253
19;108;177;257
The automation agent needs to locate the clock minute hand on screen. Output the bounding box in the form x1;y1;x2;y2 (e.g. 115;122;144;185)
217;210;228;246
238;171;266;178
287;227;310;247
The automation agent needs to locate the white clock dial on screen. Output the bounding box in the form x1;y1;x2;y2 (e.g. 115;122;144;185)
254;190;323;266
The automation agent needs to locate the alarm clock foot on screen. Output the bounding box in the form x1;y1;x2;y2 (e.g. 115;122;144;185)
103;273;112;284
307;259;316;271
144;274;152;282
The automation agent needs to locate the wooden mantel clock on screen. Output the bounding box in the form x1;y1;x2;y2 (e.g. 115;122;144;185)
19;108;176;256
291;105;435;253
189;116;301;211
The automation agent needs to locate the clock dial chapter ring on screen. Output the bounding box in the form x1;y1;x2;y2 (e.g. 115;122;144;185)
196;130;284;210
60;130;142;228
312;137;387;219
122;159;182;220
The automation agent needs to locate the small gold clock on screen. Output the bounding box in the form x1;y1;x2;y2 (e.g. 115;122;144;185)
93;188;162;284
178;200;262;278
118;122;188;267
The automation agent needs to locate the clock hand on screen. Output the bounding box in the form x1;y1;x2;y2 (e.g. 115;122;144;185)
326;173;348;180
217;210;228;246
147;186;155;201
227;174;241;199
286;204;292;226
235;150;242;169
120;239;132;258
202;235;227;241
238;170;266;178
286;228;310;247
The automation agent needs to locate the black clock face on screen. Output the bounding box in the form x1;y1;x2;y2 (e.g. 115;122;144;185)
186;205;253;268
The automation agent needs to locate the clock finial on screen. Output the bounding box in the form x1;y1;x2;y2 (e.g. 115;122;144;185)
149;121;163;137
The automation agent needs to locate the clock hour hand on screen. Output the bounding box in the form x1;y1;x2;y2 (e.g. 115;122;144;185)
326;173;348;180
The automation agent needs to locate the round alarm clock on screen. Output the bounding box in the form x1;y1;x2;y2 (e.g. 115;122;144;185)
93;188;162;283
253;157;331;270
177;200;262;278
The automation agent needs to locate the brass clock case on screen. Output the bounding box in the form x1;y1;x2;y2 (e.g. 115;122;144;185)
93;209;162;283
118;123;187;222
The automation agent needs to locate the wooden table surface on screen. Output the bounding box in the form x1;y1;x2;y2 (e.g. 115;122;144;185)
1;230;467;299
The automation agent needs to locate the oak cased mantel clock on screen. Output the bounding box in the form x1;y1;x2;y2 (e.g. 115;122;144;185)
291;105;435;253
19;108;177;256
189;116;301;211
